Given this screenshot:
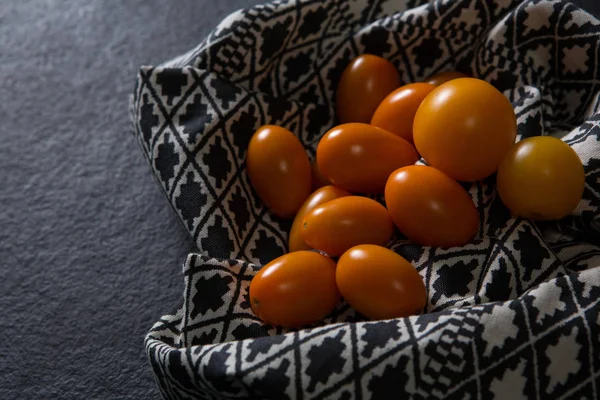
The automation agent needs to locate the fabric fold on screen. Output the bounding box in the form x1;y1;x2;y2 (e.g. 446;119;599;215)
130;0;600;398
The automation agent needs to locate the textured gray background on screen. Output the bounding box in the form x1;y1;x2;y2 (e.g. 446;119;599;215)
1;0;599;399
0;1;260;399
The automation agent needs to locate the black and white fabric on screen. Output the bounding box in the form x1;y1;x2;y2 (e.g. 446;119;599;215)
130;0;600;398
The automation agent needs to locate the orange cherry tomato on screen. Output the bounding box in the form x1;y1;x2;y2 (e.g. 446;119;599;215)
497;136;585;220
246;125;311;218
316;123;419;193
425;70;469;86
311;158;331;190
413;78;517;182
385;165;480;247
302;196;394;257
250;251;339;328
370;82;436;144
336;54;401;124
336;244;426;320
288;185;351;252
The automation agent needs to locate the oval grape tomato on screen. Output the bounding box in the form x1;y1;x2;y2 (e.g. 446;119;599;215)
246;125;311;218
316;123;419;193
249;251;339;328
371;82;436;145
385;165;480;247
302;196;394;257
336;244;426;320
288;185;352;253
336;54;401;124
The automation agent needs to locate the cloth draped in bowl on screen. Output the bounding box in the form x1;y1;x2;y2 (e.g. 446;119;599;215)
130;0;600;398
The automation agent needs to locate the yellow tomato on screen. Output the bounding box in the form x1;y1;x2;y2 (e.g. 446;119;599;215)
497;136;585;220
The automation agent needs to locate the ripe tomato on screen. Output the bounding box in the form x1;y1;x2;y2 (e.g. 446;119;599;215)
311;158;331;190
302;196;394;257
385;165;479;247
425;70;468;86
336;54;401;124
413;78;517;182
316;123;419;193
336;245;426;320
371;82;436;144
288;185;351;252
249;251;339;328
246;125;311;218
497;136;585;220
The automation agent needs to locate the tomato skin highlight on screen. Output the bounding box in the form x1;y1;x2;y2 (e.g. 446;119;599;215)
316;123;419;193
288;186;352;253
249;251;339;328
336;244;427;320
246;125;311;218
413;78;517;182
301;196;395;257
496;136;585;220
336;54;401;124
425;70;468;86
370;82;436;145
385;165;480;247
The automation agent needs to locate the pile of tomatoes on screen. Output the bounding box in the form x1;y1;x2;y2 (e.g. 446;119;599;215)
245;54;585;328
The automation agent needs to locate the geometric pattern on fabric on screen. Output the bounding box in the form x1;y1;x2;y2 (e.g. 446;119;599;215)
131;0;600;398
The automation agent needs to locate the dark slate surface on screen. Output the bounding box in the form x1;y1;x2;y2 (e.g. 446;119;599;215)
1;0;598;399
0;1;260;399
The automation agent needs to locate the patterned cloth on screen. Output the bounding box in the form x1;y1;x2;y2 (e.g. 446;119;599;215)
130;0;600;398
